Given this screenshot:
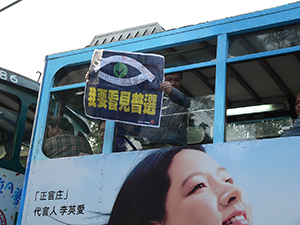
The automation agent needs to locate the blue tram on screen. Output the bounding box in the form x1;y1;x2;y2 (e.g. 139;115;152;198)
0;67;39;225
17;2;300;225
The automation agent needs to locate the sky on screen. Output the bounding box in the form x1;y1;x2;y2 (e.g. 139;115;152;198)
0;0;298;82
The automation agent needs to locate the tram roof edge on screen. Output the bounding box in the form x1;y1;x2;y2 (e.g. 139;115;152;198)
45;1;300;60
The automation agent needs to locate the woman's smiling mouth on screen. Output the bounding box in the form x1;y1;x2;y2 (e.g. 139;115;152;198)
222;210;249;225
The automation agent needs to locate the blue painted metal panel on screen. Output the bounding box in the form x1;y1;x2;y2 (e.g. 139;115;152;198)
227;45;300;63
50;82;86;92
17;62;52;225
164;60;216;74
102;120;115;154
214;34;228;143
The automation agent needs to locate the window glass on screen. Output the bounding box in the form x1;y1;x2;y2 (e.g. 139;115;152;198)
226;117;292;141
43;87;104;158
226;51;300;141
229;23;300;57
48;63;216;156
19;103;36;167
0;91;20;161
151;39;217;68
53;64;89;87
114;68;215;151
19;144;29;167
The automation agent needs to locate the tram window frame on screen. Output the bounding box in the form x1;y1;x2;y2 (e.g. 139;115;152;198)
43;24;300;148
112;67;217;152
43;87;103;158
47;61;218;155
228;22;300;57
19;103;37;167
53;64;89;87
0;91;21;161
225;50;300;141
150;39;217;69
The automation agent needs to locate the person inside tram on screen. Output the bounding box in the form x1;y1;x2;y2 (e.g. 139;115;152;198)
43;117;93;158
105;145;253;225
281;92;300;137
136;72;190;149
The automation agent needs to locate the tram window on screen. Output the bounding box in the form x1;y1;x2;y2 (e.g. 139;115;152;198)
151;39;217;68
0;134;7;160
229;23;300;57
114;68;215;151
19;103;36;167
0;91;20;161
226;51;300;141
53;64;89;87
19;144;29;167
43;87;102;158
47;64;216;154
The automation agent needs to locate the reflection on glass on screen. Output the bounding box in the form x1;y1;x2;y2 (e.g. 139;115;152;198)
20;144;29;167
151;39;217;68
187;95;214;144
45;88;216;154
53;64;89;87
229;23;300;57
0;91;20;161
115;95;215;151
19;103;36;167
88;121;102;154
226;117;292;142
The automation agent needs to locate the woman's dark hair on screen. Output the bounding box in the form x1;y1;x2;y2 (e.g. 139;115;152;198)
107;145;205;225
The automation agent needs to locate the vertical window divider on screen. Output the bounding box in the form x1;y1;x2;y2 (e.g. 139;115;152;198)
214;33;229;143
102;120;115;154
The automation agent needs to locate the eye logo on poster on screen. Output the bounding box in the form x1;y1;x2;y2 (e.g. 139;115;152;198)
84;49;164;127
113;63;128;78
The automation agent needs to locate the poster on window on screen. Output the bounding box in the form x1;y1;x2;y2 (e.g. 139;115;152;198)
84;49;165;127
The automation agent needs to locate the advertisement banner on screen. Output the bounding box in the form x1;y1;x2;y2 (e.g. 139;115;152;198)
84;49;164;127
21;138;300;225
0;168;24;225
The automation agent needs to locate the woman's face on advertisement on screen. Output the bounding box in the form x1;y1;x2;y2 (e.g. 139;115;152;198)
163;150;252;225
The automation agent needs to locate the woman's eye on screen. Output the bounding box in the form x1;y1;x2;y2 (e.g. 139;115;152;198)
188;183;206;195
225;178;234;184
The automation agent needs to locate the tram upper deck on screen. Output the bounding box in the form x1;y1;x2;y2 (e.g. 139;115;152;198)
34;2;300;155
17;3;300;225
